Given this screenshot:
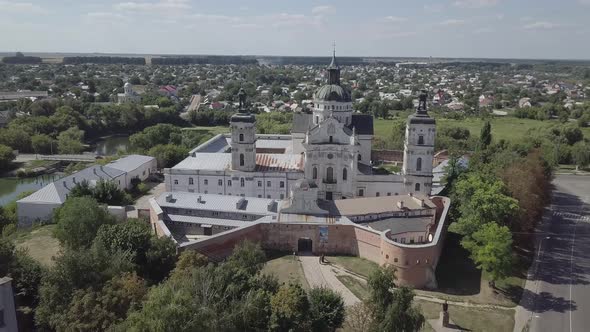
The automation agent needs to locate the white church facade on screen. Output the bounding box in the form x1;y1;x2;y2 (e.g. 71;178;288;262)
164;53;436;200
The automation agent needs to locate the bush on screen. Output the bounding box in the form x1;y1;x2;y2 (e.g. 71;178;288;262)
2;223;16;237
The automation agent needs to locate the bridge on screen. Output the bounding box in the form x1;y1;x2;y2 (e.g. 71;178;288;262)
15;153;100;163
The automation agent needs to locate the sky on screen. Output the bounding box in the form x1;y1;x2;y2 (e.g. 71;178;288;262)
1;0;589;59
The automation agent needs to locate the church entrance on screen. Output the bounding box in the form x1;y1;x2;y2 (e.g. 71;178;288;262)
298;238;313;253
326;192;333;200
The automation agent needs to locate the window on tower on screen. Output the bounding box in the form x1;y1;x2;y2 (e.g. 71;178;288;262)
329;136;333;143
240;178;245;187
239;133;244;142
326;167;334;183
418;135;424;145
313;167;318;179
416;158;422;171
240;154;244;166
342;168;347;181
415;183;421;192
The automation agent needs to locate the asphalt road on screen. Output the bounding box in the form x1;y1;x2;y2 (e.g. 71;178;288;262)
525;175;590;332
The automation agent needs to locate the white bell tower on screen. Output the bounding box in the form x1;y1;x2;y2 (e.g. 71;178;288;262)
231;88;257;172
403;90;435;194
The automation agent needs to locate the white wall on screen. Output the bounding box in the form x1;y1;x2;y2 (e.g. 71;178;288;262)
17;202;61;226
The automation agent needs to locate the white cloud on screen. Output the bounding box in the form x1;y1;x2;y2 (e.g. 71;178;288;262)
115;0;191;12
578;0;590;5
523;21;561;30
311;5;335;15
453;0;499;8
0;1;46;14
424;4;444;12
383;16;407;23
440;19;465;26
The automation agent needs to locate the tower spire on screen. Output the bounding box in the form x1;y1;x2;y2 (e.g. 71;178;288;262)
327;42;340;85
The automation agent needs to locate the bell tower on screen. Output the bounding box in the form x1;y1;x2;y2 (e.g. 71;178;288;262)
231;88;257;171
403;90;435;194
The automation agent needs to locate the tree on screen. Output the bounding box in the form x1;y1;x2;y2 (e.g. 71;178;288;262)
31;134;55;154
35;246;134;329
148;144;188;168
143;236;178;283
462;223;513;287
344;302;374;332
92;179;132;205
308;287;345;331
69;179;94;197
57;127;85;154
377;287;425;332
270;283;310;331
54;196;115;250
572;141;590;170
226;241;266;276
173;250;208;275
0;144;15;172
58;273;147;331
0;239;44;310
93;219;152;264
479;120;492;149
449;173;518;237
367;265;396;319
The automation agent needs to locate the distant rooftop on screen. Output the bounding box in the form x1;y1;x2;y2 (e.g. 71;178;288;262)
156;192;278;215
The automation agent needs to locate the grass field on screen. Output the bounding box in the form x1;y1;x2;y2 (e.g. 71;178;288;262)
375;116;590;143
262;252;309;289
337;275;370;301
11;224;61;267
326;256;380;279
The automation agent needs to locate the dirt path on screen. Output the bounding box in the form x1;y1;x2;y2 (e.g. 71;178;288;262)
299;255;360;306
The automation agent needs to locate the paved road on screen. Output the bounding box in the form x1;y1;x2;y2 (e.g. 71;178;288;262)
515;175;590;332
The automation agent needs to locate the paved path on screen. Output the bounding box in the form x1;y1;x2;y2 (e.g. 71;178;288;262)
514;175;590;332
126;182;165;219
299;255;360;306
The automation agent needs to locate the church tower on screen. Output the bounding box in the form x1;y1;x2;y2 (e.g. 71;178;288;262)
231;88;257;172
403;90;435;194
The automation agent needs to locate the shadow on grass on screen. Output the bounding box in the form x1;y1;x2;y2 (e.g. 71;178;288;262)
435;232;481;296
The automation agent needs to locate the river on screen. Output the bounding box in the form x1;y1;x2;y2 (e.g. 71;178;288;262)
94;135;130;156
0;174;62;206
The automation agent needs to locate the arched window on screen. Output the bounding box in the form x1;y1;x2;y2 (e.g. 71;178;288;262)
240;178;245;187
342;168;347;181
313;167;318;179
315;116;319;124
326;167;334;182
240;154;245;166
239;133;244;142
358;154;362;161
415;183;421;192
329;136;333;143
418;135;424;145
416;157;422;171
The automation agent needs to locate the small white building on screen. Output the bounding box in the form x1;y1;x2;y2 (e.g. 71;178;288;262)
17;155;156;226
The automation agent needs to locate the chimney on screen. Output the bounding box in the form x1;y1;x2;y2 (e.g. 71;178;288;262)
73;177;76;184
165;194;173;202
63;181;67;187
421;199;425;208
267;200;276;212
408;192;413;197
397;200;404;209
236;197;246;210
93;168;97;175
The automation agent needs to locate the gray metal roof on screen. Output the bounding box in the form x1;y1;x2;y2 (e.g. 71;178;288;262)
172;153;303;172
165;214;255;227
107;154;155;173
362;216;433;233
18;155;153;205
156;191;277;215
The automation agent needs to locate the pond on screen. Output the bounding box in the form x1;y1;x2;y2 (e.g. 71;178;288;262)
94;135;130;156
0;174;62;206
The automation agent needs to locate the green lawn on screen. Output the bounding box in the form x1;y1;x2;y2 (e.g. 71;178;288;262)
262;252;309;289
416;299;515;332
374;116;590;143
326;256;380;279
11;224;61;267
337;275;370;301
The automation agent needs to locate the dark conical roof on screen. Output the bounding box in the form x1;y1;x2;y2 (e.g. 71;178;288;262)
328;49;339;69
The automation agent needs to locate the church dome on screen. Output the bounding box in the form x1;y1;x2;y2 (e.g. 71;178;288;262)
314;84;352;102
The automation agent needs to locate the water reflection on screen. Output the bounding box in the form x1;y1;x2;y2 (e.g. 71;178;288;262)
0;174;62;206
